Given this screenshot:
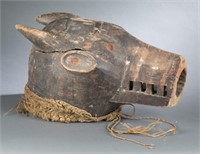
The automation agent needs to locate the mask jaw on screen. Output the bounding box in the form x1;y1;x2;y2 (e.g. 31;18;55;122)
110;44;187;107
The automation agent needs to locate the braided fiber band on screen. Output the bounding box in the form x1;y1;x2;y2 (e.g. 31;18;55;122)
16;85;120;123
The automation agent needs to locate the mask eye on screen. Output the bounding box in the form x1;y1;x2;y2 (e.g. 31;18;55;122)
61;50;97;73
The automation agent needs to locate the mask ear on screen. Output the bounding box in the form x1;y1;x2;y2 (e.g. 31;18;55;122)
61;50;97;73
36;12;80;25
15;24;68;52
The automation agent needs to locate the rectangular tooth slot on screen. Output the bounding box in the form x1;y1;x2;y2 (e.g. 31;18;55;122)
128;81;167;97
152;84;157;94
164;86;167;96
129;81;134;90
141;82;146;92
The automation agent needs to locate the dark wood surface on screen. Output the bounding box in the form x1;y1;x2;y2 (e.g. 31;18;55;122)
16;12;187;116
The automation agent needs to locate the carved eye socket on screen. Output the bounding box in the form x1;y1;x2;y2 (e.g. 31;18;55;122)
61;50;97;73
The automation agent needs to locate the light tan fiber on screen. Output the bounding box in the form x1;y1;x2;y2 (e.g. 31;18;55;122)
16;85;177;149
16;85;119;122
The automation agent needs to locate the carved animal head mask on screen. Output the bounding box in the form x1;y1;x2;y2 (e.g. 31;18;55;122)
16;12;187;116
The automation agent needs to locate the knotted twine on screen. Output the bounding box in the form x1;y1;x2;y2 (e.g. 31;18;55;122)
16;85;176;149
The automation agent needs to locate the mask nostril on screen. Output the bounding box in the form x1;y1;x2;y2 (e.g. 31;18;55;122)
176;69;186;97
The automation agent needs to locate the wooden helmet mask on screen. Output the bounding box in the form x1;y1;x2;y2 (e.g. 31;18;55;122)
16;12;187;117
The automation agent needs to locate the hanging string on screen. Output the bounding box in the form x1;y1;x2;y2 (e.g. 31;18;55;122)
107;104;177;149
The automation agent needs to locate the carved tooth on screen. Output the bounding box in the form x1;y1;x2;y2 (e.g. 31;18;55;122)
36;12;80;25
15;24;62;51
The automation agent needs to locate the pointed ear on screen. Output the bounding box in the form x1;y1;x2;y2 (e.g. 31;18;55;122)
15;24;65;51
36;12;80;25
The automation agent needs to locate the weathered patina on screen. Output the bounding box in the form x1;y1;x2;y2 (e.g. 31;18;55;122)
16;12;187;117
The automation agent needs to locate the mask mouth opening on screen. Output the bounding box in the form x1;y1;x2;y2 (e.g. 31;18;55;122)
176;69;186;97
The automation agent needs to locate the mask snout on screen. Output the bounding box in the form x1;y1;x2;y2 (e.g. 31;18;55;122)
110;44;187;107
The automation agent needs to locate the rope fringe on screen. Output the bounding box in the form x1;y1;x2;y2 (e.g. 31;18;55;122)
107;111;176;149
16;85;177;149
